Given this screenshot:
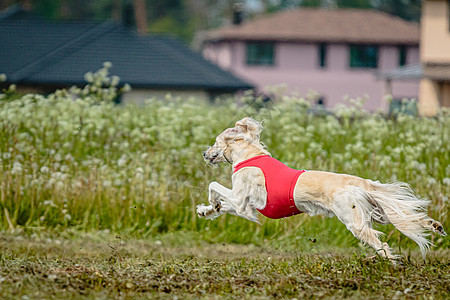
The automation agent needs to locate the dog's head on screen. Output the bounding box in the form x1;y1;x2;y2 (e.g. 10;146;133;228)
203;117;263;164
235;117;263;142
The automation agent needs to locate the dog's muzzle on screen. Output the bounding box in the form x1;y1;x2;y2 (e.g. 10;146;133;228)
203;151;219;164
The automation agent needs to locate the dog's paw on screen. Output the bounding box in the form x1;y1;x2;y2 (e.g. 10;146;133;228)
197;204;220;220
214;201;221;212
196;204;207;217
429;220;447;236
197;204;216;218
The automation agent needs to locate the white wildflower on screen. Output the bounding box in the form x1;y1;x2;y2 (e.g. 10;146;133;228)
103;180;111;187
111;75;120;86
11;162;23;174
43;200;55;206
427;177;437;186
122;83;131;92
117;156;127;167
146;180;157;187
103;61;113;68
84;72;94;83
442;178;450;186
56;181;64;190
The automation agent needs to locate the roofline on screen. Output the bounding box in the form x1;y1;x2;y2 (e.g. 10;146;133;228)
6;80;253;92
0;4;23;21
200;7;420;46
203;37;419;46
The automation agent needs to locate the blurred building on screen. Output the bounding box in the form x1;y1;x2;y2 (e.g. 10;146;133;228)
200;8;420;112
418;0;450;115
0;6;253;103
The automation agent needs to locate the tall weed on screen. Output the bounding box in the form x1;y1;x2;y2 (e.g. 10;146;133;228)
0;65;448;253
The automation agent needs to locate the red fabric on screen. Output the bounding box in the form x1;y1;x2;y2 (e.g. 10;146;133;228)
233;155;305;219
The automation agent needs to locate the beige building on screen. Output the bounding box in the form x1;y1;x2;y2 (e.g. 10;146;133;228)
419;0;450;115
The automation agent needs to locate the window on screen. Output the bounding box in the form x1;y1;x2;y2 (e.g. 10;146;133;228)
398;46;407;67
389;99;418;116
349;45;378;68
318;43;327;68
316;97;326;108
246;42;274;66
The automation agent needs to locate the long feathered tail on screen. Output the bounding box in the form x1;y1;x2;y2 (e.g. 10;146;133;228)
367;180;446;257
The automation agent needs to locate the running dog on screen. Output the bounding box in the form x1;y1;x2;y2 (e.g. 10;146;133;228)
197;117;446;261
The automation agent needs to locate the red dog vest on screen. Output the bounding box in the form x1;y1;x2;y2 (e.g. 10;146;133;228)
233;155;305;219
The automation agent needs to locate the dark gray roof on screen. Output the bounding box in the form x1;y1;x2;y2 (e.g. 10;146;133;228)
377;64;423;80
423;63;450;81
0;6;253;91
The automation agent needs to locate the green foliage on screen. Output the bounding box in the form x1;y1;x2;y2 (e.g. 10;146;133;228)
0;66;448;255
336;0;371;9
10;0;422;43
30;0;61;19
148;14;195;41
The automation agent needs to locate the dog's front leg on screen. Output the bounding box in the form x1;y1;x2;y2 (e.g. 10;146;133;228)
208;181;232;211
210;181;258;222
197;181;258;222
196;201;238;220
197;181;236;220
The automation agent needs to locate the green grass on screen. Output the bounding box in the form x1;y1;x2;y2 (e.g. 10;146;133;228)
0;80;448;249
0;66;449;298
1;231;449;299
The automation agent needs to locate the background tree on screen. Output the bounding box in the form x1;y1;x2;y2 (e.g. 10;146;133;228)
0;0;423;42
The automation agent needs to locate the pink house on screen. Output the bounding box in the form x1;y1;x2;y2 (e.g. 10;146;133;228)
200;8;420;111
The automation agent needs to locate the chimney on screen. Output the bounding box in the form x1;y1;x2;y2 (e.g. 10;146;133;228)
132;0;148;34
122;0;135;28
233;2;244;25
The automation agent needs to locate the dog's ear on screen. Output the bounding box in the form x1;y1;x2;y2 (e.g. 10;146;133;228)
224;128;240;136
235;117;263;141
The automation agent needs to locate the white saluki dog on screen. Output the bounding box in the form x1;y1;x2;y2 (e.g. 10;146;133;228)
197;117;446;261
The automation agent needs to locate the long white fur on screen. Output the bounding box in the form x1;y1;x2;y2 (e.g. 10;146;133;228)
367;181;432;256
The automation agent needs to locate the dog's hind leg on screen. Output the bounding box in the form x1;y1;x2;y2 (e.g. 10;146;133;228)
333;187;397;261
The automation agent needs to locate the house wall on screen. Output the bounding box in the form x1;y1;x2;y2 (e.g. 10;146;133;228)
419;79;442;115
13;85;211;104
419;0;450;116
203;42;420;112
421;0;450;62
122;89;210;105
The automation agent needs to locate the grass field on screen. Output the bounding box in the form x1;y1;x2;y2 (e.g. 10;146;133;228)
1;230;449;299
0;66;449;298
